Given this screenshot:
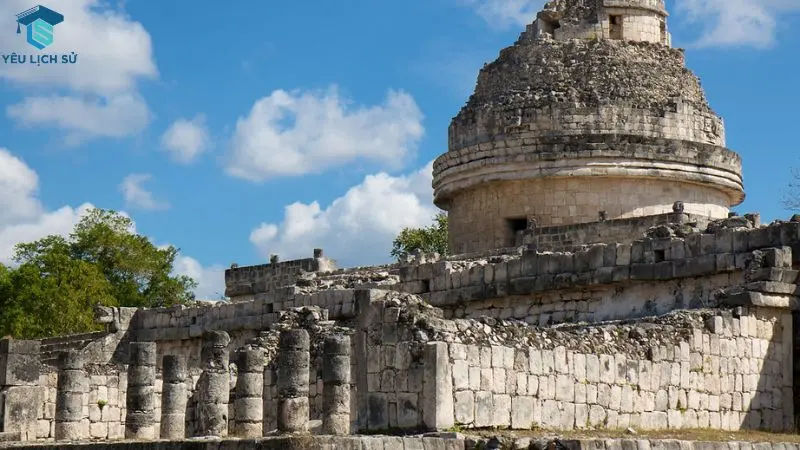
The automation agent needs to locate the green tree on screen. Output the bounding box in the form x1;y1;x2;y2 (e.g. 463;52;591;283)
0;263;13;336
0;209;197;339
4;236;115;338
63;209;196;308
391;212;449;260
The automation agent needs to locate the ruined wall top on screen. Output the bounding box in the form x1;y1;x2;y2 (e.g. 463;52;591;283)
224;249;337;300
523;0;669;45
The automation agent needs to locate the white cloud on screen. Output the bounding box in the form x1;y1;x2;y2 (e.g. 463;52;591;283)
0;204;92;264
160;115;211;164
173;256;227;300
0;147;220;299
249;161;441;267
0;0;157;138
0;147;96;262
226;86;424;182
674;0;800;48
7;94;151;143
119;173;170;211
0;148;43;225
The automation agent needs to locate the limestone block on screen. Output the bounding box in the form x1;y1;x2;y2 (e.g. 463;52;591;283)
555;375;575;402
0;340;40;387
423;342;454;431
492;394;511;427
453;391;474;425
1;386;42;441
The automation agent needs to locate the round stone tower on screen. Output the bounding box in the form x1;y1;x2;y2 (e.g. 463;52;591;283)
433;0;744;254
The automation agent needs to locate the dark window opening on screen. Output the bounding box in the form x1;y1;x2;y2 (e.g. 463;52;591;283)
659;19;666;43
507;218;528;246
654;249;666;263
609;15;623;40
537;18;561;36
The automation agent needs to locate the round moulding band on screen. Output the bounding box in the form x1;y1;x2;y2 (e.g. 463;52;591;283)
433;156;745;210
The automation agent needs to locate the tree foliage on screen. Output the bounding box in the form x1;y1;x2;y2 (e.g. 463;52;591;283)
0;208;197;339
391;213;449;260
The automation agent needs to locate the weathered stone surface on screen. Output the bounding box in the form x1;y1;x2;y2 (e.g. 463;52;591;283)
126;342;157;440
322;334;351;435
277;329;310;433
0;339;40;387
201;330;232;371
160;355;187;439
196;331;231;438
53;350;88;442
163;354;187;383
233;349;265;438
1;386;42;441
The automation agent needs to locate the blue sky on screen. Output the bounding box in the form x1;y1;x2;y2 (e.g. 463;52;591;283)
0;0;798;299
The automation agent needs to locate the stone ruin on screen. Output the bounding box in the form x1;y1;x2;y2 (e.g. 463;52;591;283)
1;0;798;449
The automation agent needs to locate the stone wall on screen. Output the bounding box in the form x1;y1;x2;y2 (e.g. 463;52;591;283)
442;308;792;432
523;0;669;44
442;177;731;253
30;306;362;440
354;289;796;434
6;221;800;443
35;369;128;441
453;40;716;135
0;435;464;449
398;220;800;325
224;252;337;301
131;289;358;353
523;212;712;252
449;99;725;153
469;437;800;450
544;6;669;45
7;435;800;450
354;291;434;432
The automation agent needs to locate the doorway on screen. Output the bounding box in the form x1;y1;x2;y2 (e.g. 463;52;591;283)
609;15;623;40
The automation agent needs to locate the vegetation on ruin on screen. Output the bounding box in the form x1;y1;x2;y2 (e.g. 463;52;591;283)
390;212;449;259
0;208;197;339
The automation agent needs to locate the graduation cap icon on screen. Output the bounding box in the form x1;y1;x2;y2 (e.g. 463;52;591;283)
15;5;64;50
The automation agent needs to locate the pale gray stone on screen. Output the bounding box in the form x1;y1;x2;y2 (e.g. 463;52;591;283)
454;391;474;425
511;396;534;429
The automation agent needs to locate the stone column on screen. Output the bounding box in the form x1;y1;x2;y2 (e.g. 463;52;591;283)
0;339;42;441
125;342;157;440
277;329;310;433
160;355;187;439
322;334;351;435
233;349;265;437
197;331;231;437
55;350;88;441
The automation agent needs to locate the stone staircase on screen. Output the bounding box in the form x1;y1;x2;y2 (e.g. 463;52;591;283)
38;331;108;366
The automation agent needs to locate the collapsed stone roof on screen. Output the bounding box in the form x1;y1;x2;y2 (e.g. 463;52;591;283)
538;0;602;25
383;290;716;360
455;39;712;125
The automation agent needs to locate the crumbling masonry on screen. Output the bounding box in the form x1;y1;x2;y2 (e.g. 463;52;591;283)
0;0;796;447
